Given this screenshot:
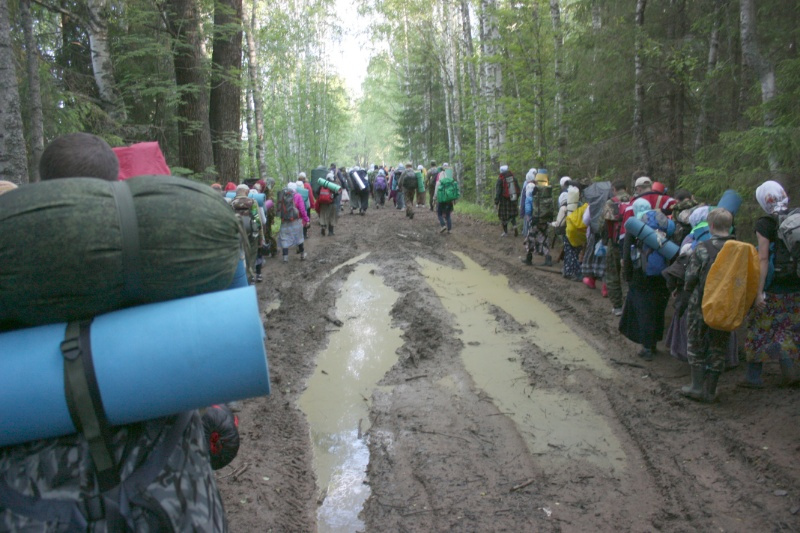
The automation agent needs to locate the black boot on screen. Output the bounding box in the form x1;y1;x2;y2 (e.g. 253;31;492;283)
521;252;533;266
328;225;334;236
704;371;721;402
544;254;553;267
680;365;706;401
321;226;326;236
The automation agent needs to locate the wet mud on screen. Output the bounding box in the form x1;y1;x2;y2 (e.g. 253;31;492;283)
218;202;800;532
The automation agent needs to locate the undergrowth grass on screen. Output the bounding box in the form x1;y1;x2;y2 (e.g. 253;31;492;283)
453;201;497;223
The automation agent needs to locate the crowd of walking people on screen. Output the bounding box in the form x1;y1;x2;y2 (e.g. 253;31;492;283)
510;165;799;403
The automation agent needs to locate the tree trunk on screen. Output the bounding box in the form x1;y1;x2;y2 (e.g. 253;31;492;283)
739;0;779;173
633;0;652;174
0;0;29;184
245;85;258;180
461;0;484;202
86;0;127;122
550;0;566;172
21;0;43;182
245;0;267;181
166;0;214;179
693;0;722;158
210;0;243;183
481;0;502;171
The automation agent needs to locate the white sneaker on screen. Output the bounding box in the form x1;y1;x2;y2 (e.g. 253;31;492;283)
501;232;507;237
439;225;447;233
612;307;623;316
300;252;308;261
282;256;288;263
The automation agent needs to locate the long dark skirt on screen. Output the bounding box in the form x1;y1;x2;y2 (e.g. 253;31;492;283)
619;274;670;349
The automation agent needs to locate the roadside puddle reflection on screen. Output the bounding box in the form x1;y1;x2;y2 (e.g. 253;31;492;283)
299;262;402;533
418;253;625;472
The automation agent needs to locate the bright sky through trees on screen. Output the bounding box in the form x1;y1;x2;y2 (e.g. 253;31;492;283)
330;0;373;98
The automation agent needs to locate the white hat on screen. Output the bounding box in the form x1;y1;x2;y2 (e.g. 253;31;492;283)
500;165;509;173
236;183;249;194
287;182;297;191
417;165;424;171
634;176;653;188
559;176;571;188
298;172;307;179
442;162;449;168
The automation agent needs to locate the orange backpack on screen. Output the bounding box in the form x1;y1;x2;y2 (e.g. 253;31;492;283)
701;240;760;331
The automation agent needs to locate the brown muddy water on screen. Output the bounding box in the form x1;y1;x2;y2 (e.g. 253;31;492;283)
300;251;626;531
298;261;403;533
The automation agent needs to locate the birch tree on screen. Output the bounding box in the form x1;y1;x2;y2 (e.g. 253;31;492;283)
549;0;565;172
245;0;267;180
739;0;779;172
86;0;127;121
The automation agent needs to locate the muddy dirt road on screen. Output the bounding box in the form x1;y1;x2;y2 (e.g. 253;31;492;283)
218;200;800;532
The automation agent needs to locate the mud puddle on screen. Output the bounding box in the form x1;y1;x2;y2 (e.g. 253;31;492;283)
298;262;403;532
418;252;625;473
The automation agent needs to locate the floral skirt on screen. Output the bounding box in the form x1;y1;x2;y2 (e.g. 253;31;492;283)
744;291;800;363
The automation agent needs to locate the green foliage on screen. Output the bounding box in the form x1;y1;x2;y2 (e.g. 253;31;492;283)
454;200;497;224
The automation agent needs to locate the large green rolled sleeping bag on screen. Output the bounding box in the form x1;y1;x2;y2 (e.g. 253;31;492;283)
0;175;242;331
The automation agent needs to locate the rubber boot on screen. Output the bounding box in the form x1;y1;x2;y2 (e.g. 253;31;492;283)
780;358;799;386
328;225;334;236
704;371;720;402
601;283;609;298
543;254;552;267
521;252;533;266
739;362;764;389
680;365;706;401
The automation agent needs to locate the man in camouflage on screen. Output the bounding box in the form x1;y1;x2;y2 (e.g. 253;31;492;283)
676;208;735;403
603;181;630;316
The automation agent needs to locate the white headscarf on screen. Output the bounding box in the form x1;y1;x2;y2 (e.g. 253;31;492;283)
755;180;789;215
560;176;571;188
525;168;536;183
287;182;298;191
688;205;710;228
296;180;305;190
499;165;509;173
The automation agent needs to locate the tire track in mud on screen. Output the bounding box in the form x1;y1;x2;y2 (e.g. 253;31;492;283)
455;231;800;531
222;205;800;532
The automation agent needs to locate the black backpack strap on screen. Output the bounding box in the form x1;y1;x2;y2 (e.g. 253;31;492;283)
109;180;144;307
61;320;119;496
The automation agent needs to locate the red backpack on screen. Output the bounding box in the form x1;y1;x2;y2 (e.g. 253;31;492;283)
318;187;333;205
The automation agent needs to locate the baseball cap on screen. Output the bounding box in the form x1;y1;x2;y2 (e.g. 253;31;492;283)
635;176;652;188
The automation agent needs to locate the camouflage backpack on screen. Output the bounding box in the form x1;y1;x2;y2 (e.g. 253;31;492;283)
0;412;226;532
231;196;261;239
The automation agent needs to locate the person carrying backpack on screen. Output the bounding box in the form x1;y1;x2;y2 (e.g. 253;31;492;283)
427;161;440;211
231;184;264;282
603;181;631;315
400;162;418;219
434;166;460;233
521;170;553;266
619;199;673;361
674;208;738;401
277;182;310;262
494;165;521;237
373;169;388;208
741;181;800;388
0;134;227;532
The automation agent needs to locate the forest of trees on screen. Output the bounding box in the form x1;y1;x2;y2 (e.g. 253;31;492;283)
1;0;799;211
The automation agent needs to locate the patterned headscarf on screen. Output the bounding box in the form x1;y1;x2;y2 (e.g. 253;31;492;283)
755;180;789;215
632;198;651;219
